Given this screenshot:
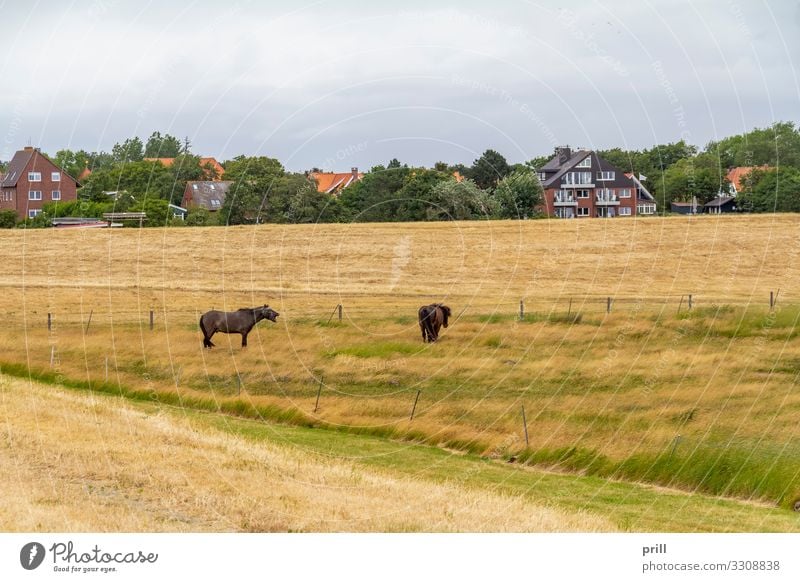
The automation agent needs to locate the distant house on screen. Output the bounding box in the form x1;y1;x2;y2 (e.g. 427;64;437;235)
537;146;656;218
0;146;79;220
309;167;363;195
182;180;232;211
705;195;737;214
145;157;225;180
726;166;770;196
671;198;700;215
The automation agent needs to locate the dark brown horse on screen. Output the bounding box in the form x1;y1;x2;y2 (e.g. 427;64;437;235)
200;305;279;349
418;303;451;343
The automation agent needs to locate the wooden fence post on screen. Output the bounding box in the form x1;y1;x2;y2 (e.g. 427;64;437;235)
770;291;774;310
47;312;52;332
314;376;323;413
338;304;342;322
150;310;154;331
519;299;524;321
521;405;529;447
688;294;693;310
410;390;421;421
606;297;612;314
85;309;93;333
567;298;572;316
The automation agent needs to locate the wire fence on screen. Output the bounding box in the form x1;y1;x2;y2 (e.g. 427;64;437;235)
7;289;792;330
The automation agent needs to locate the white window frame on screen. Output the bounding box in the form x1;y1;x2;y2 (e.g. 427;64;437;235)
619;207;632;216
538;172;547;182
51;172;61;182
576;189;590;199
28;190;42;200
28;172;41;182
51;190;61;200
577;207;589;217
28;209;41;218
211;199;221;207
619;188;631;198
563;171;592;185
596;188;614;198
576;157;591;168
597;171;615;181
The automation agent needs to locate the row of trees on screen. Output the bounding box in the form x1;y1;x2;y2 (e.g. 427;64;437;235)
5;121;800;228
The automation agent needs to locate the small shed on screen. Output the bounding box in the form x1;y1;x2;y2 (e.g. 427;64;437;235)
705;196;736;214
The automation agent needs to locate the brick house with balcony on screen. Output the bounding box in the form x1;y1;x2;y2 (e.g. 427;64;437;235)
0;146;79;220
538;147;656;218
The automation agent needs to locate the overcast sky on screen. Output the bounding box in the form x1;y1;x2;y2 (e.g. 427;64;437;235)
0;0;798;171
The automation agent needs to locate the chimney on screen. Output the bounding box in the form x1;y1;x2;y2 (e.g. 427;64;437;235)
23;146;35;151
351;167;359;177
555;146;571;165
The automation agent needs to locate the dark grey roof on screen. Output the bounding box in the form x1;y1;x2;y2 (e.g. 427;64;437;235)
1;149;34;187
705;196;735;207
542;151;593;188
185;181;232;210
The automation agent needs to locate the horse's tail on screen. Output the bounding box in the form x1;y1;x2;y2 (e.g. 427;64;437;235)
199;314;209;346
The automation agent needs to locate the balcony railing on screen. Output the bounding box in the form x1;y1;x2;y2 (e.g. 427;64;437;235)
553;193;578;205
595;193;620;205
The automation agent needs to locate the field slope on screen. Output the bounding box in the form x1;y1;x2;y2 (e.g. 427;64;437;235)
2;373;798;532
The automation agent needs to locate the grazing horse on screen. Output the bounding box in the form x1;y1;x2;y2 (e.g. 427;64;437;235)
199;305;279;349
418;303;451;343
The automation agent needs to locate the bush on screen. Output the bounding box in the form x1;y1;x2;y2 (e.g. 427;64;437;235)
0;209;17;228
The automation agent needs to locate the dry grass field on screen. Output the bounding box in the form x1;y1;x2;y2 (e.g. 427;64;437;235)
0;375;614;532
2;214;800;517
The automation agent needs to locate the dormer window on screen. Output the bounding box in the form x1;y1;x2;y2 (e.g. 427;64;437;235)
576;157;591;168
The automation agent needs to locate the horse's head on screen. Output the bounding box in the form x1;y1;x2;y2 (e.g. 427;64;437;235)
436;303;452;327
256;305;280;322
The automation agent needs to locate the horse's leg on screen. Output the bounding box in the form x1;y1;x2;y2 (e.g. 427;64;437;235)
241;332;248;348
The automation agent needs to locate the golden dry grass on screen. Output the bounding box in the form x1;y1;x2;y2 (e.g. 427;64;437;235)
1;215;800;505
0;374;614;532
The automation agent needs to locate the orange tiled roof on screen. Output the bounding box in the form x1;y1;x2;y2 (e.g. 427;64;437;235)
310;170;363;194
452;170;464;182
144;156;225;180
726;166;771;194
78;166;92;180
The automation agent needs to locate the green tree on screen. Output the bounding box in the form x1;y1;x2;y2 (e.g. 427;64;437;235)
78;160;174;202
51;149;93;180
144;132;182;158
338;165;410;222
287;181;342;223
0;210;17;228
493;169;544;218
705;122;800;169
130;198;170;226
428;178;495;220
738;168;800;212
223;156;284;182
468;149;512;189
111;137;144;164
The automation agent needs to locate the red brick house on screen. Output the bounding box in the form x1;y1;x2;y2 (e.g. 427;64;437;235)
0;147;79;220
182;180;233;211
538;147;656;218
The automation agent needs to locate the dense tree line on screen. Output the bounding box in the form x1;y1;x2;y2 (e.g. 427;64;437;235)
5;121;800;228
